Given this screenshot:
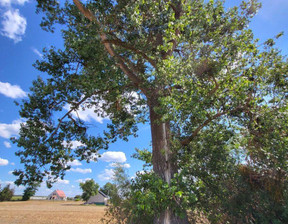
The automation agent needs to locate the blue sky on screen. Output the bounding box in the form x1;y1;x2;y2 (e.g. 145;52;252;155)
0;0;287;197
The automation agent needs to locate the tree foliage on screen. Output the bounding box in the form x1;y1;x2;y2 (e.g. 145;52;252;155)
12;0;288;223
22;182;40;201
79;179;99;202
100;182;117;197
0;184;15;202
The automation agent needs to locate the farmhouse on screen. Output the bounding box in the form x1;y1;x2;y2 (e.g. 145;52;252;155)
86;191;109;205
47;190;67;201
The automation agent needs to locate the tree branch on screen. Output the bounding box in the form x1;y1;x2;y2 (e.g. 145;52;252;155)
207;76;219;97
181;111;228;146
49;84;133;140
73;0;149;96
181;104;248;146
102;39;157;69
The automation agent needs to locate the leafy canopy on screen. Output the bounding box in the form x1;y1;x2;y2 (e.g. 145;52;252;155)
79;179;99;202
12;2;288;219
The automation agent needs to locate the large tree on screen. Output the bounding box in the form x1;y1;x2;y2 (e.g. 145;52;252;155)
13;0;288;223
79;179;99;202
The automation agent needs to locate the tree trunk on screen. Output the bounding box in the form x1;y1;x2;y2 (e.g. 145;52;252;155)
149;104;189;224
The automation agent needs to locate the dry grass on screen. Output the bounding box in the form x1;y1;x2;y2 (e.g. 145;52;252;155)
0;200;106;224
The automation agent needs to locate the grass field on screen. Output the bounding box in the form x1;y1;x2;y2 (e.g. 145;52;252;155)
0;200;106;224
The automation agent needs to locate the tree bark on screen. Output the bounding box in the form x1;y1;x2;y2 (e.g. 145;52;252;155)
149;102;189;224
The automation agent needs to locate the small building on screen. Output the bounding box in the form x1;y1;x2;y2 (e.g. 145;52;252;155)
30;196;47;200
47;190;67;201
86;191;109;205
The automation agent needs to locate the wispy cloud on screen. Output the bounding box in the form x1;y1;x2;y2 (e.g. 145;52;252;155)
4;141;11;148
0;0;29;7
76;178;92;183
0;81;26;98
70;168;92;174
56;179;69;185
0;157;9;166
0;119;22;139
31;47;43;58
67;160;82;166
98;169;114;181
109;162;131;168
0;9;27;43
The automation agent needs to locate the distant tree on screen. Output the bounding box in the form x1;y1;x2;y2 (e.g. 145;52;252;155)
79;179;99;202
103;164;132;223
0;184;15;201
100;182;117;197
74;195;81;201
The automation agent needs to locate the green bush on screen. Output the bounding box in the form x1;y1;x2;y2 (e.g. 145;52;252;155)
0;184;15;202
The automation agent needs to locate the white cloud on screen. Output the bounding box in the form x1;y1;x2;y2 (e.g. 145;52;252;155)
4;141;11;148
99;151;127;163
67;160;82;166
76;178;92;183
31;47;43;58
109;162;131;169
0;81;26;98
0;158;9;166
70;168;92;174
1;9;27;43
10;162;15;165
56;179;69;185
8;171;13;174
63;140;84;149
0;119;22;139
64;103;109;124
98;169;114;181
0;0;29;6
15;0;29;5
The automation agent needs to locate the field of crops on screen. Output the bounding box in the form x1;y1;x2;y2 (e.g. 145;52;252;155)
0;200;106;224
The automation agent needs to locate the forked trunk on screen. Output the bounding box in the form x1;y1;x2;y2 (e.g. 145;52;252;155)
150;104;189;224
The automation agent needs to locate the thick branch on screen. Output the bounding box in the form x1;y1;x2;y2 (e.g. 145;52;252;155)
162;3;183;59
181;104;248;146
181;111;227;146
102;39;157;68
73;0;148;96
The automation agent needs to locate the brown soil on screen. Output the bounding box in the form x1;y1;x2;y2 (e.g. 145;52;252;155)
0;200;106;224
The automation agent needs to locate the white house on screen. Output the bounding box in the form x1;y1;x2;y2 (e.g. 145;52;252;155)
47;190;67;201
86;191;109;205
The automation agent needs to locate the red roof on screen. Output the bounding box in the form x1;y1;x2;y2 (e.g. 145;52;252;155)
55;190;66;198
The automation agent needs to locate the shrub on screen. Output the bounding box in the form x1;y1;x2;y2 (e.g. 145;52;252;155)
0;184;15;201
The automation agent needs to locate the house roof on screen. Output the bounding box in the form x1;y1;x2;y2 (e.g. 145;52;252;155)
98;190;108;198
55;190;66;198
